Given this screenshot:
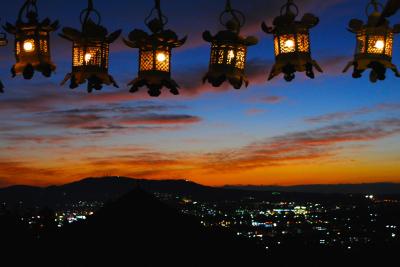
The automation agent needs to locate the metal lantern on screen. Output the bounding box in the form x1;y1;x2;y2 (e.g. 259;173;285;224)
60;0;121;93
124;0;186;97
343;0;400;82
203;0;258;89
262;0;322;82
0;26;7;93
3;0;59;80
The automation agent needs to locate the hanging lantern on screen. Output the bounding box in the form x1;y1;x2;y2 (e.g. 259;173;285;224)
124;0;186;97
3;0;59;80
0;26;7;93
60;0;121;93
343;0;400;82
203;0;258;89
261;0;322;82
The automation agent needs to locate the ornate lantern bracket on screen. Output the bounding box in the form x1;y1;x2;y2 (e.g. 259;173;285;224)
203;0;258;89
124;0;187;97
343;0;400;82
261;0;322;82
60;0;122;93
3;0;59;80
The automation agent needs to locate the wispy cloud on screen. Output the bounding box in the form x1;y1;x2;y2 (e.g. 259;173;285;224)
306;103;400;123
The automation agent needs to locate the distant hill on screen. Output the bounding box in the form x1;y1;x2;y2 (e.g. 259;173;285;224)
1;177;399;209
224;183;400;195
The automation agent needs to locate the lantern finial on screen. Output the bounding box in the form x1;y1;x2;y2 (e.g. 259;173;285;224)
343;0;400;82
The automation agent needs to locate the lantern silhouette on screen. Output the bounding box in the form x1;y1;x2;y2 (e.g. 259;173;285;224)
124;0;186;97
203;0;258;89
60;0;121;93
343;0;400;82
262;0;322;82
3;0;59;80
0;26;7;93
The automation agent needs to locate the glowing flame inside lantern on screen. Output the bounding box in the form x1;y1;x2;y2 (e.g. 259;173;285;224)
284;39;295;49
374;40;385;50
84;53;92;63
23;40;34;52
227;50;235;62
156;52;166;62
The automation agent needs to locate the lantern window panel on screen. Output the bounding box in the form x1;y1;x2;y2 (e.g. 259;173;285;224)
279;34;296;54
140;50;154;71
385;33;393;57
217;47;225;64
297;34;310;53
155;50;170;72
73;44;103;67
274;37;280;56
16;41;21;55
40;39;48;54
235;47;246;70
210;44;219;64
102;43;109;69
356;33;366;54
367;35;386;54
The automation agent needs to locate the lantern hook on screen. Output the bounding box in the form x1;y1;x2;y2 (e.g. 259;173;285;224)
80;0;102;28
366;0;384;16
219;0;246;31
17;0;39;23
145;0;169;28
280;0;299;17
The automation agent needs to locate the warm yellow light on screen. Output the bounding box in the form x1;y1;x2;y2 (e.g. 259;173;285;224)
156;52;166;62
227;50;235;61
284;39;295;49
23;40;34;52
84;53;92;63
374;40;385;50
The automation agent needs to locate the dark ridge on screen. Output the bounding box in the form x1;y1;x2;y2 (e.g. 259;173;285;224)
3;188;267;266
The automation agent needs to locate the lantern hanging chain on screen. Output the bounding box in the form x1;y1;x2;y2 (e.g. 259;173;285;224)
371;0;379;11
220;0;246;30
225;0;241;26
82;0;94;27
366;0;383;16
17;0;38;23
281;0;299;17
80;0;101;29
145;0;168;27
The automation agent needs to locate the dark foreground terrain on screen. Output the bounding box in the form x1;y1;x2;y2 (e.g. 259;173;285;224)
1;177;399;266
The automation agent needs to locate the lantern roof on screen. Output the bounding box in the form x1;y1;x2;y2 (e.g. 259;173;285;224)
60;19;121;43
60;0;121;43
123;28;186;50
3;0;59;34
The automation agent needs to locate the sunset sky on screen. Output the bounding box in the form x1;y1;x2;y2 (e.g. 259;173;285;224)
0;0;400;187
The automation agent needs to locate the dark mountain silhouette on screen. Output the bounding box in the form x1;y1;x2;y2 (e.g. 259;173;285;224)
1;177;399;209
2;188;268;266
